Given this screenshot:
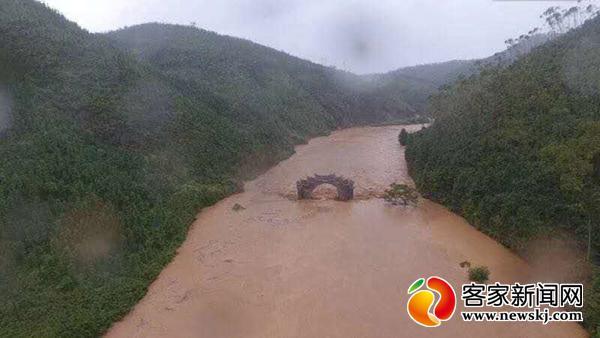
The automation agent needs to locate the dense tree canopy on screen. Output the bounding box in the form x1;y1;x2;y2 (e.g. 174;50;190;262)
0;1;419;336
406;15;600;333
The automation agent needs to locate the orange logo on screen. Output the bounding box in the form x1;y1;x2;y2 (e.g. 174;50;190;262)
407;276;456;327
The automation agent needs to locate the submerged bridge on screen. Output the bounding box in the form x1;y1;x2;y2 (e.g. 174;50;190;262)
296;174;354;201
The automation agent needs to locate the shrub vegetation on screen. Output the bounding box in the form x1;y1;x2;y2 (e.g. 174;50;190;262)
468;266;491;283
383;183;419;206
398;128;409;146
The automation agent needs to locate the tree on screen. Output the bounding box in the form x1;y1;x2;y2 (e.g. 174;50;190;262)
384;183;419;206
398;128;409;146
539;1;600;36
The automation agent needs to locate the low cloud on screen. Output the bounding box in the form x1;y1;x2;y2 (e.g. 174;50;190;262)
43;0;571;73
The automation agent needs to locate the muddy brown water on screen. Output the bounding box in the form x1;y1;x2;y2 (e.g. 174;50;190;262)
106;125;587;338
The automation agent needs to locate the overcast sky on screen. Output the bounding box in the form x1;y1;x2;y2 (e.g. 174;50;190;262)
41;0;574;74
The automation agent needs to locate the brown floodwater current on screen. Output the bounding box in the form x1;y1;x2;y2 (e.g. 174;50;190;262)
106;125;587;338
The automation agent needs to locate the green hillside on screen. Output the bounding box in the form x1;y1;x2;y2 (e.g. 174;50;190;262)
406;16;600;332
0;2;415;337
106;23;417;127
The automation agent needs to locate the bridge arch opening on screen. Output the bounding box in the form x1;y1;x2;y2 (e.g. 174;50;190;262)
296;174;354;201
311;183;339;200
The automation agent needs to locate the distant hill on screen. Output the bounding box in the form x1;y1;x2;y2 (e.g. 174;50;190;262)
365;60;477;112
371;34;551;112
406;16;600;334
0;2;416;337
387;60;478;88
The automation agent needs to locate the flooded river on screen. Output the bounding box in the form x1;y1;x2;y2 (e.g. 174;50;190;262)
106;125;587;338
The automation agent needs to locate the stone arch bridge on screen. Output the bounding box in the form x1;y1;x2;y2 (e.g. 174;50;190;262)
296;174;354;201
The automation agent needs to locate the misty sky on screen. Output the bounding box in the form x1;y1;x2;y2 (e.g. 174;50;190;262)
42;0;574;74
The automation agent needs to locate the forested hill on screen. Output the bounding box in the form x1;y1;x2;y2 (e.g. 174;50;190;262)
106;23;416;126
406;15;600;333
0;1;416;337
